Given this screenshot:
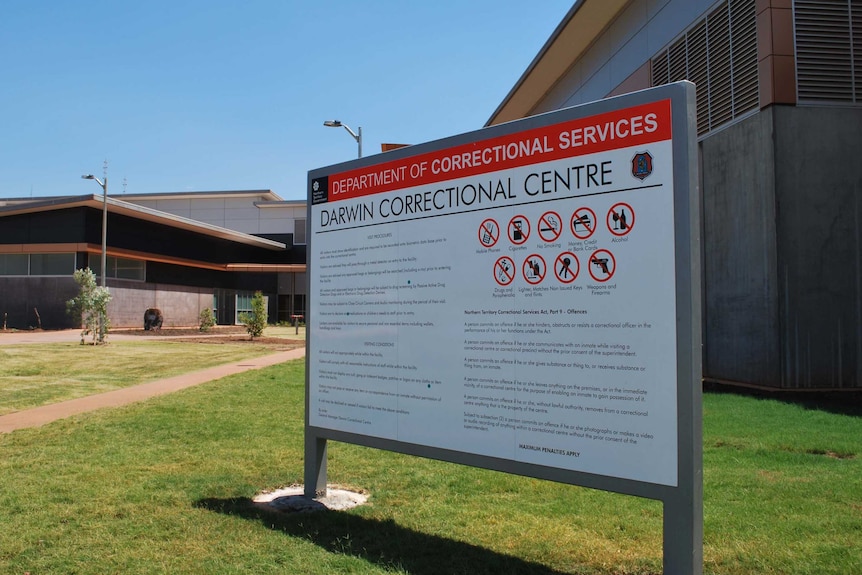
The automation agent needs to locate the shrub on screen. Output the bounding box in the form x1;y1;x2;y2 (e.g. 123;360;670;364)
199;308;216;332
239;292;267;339
66;268;111;345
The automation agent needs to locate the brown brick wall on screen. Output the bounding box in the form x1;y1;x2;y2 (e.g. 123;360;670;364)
107;282;213;328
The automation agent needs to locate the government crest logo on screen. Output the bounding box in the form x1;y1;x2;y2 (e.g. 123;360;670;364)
631;151;653;181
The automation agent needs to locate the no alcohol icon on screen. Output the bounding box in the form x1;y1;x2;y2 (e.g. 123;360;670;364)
607;203;635;236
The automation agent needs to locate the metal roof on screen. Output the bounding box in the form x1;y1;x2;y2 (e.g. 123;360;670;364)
486;0;630;126
0;194;286;251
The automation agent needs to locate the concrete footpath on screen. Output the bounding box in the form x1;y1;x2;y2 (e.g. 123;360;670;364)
0;330;306;434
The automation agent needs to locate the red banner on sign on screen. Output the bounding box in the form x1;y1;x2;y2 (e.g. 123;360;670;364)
325;100;672;203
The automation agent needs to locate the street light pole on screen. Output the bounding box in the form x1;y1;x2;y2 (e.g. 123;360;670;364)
323;120;362;158
82;174;107;342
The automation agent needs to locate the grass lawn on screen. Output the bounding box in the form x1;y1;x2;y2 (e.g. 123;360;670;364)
0;341;278;415
0;360;860;574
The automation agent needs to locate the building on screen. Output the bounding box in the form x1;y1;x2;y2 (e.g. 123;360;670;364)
0;190;306;330
489;0;862;390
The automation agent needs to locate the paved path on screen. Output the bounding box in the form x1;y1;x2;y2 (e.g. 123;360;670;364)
0;330;306;434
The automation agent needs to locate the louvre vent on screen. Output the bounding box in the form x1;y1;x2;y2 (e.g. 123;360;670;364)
651;0;758;135
795;0;860;103
731;0;759;113
710;2;734;129
855;2;862;97
688;21;711;134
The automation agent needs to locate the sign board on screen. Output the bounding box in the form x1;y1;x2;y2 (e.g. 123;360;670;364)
307;82;701;574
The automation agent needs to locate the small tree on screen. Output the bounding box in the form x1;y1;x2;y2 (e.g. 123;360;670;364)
239;291;267;339
66;268;111;345
199;307;216;332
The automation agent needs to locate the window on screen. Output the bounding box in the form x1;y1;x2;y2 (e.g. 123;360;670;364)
294;218;306;244
0;254;29;276
236;293;254;320
293;294;306;316
235;292;268;325
30;253;76;276
0;253;75;276
90;256;145;281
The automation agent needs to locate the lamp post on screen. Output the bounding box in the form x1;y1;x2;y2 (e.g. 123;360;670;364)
323;120;362;158
81;174;107;342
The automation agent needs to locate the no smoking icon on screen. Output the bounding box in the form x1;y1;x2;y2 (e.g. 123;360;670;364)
538;211;562;242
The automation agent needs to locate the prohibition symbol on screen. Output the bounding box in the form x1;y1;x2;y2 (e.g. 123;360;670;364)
554;252;579;284
607;203;635;236
588;249;616;282
571;207;597;240
478;218;500;247
494;256;516;286
522;254;546;285
508;215;530;245
538;210;563;242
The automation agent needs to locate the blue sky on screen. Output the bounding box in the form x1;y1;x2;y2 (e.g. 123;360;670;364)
1;1;572;200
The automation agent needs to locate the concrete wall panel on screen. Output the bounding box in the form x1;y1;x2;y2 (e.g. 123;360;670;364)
773;106;862;388
188;208;228;226
609;1;648;56
188;198;226;209
223;219;261;234
258;220;288;234
701;109;781;385
223;198;259;210
538;64;584;113
610;28;650;89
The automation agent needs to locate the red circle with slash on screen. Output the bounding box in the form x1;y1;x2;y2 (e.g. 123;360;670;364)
570;207;597;240
554;252;579;284
522;254;546;285
508;215;530;245
494;256;516;286
606;203;635;237
537;211;563;242
587;249;616;282
478;218;500;247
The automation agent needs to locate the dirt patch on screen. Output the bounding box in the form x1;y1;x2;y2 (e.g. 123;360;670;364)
253;484;369;513
120;327;248;337
118;327;304;350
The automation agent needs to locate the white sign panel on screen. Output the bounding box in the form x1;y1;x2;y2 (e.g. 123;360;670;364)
309;99;678;486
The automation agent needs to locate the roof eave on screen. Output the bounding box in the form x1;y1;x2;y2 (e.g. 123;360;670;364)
0;195;286;251
486;0;631;126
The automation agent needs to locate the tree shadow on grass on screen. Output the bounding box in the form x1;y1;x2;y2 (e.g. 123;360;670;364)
195;497;576;575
